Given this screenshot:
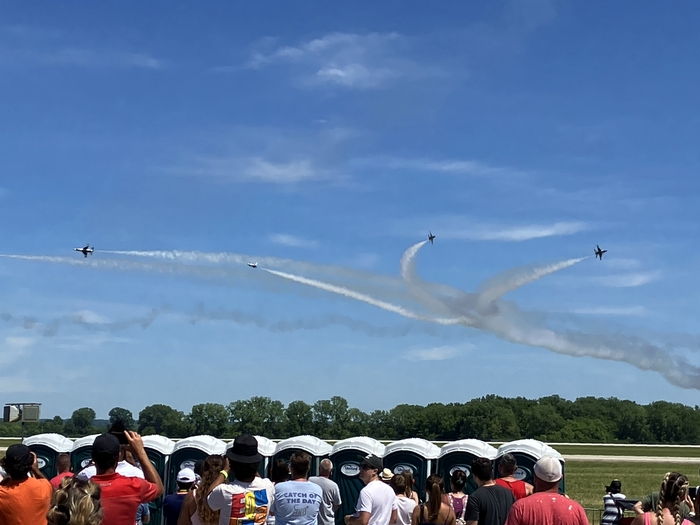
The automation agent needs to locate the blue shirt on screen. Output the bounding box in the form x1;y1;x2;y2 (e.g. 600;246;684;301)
163;492;187;525
272;480;323;525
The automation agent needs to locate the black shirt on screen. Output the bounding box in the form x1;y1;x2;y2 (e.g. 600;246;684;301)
464;484;515;525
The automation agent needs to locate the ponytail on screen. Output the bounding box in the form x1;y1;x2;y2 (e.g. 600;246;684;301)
426;474;444;522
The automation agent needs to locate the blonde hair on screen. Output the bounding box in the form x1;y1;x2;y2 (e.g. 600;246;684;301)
656;472;688;525
47;477;102;525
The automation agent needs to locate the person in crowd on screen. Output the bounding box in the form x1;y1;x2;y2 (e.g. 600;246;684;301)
77;443;144;480
382;469;395;484
504;456;587;525
310;459;342;525
207;434;275;525
47;476;103;525
179;454;224;525
634;474;694;523
345;454;397;525
411;475;454;525
631;472;695;525
402;472;420;505
602;480;626;525
50;453;74;489
0;444;53;525
464;457;514;525
163;468;196;525
390;473;416;525
271;459;291;485
136;502;151;525
447;470;468;525
271;451;323;525
493;455;532;501
90;431;163;525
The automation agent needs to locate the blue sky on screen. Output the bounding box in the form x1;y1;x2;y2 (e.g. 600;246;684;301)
1;1;700;419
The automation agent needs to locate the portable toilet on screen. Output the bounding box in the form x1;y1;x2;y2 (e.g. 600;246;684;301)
142;435;175;525
272;436;332;476
23;433;73;480
168;436;226;494
383;438;440;501
330;437;386;525
495;439;565;493
71;434;100;474
438;439;498;495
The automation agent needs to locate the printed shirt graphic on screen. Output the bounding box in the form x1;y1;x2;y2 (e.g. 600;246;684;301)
271;480;323;525
208;478;275;525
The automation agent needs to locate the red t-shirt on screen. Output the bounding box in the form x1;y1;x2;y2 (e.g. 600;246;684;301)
91;472;159;525
0;476;53;525
505;493;588;525
494;479;527;500
50;471;74;489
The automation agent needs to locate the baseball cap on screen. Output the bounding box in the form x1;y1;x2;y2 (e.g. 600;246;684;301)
361;454;383;471
226;434;262;464
534;456;562;483
4;444;32;465
92;433;120;460
177;467;196;483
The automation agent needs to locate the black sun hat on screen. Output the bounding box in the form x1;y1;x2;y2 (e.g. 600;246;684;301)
226;434;262;464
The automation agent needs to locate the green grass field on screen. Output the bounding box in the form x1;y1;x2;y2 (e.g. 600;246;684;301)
0;438;21;447
553;444;700;457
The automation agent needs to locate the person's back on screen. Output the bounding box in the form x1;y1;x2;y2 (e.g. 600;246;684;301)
411;475;454;525
391;473;416;525
0;444;53;525
309;472;342;525
465;458;514;525
50;453;74;490
492;479;526;501
163;468;196;525
601;480;626;525
272;452;323;525
505;492;588;525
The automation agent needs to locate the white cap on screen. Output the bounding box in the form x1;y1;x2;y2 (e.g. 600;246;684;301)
177;467;196;483
534;456;562;483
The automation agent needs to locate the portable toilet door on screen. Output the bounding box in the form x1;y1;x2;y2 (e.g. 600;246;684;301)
495;439;566;493
70;434;100;475
168;436;227;494
272;436;332;477
330;437;386;525
23;433;73;480
438;439;497;495
143;435;176;525
383;438;440;502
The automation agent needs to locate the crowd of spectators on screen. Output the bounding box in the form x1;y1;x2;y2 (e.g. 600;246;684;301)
3;430;700;525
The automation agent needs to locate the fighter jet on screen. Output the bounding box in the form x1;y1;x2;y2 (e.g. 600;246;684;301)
247;262;258;268
428;232;436;244
74;244;94;258
594;245;607;260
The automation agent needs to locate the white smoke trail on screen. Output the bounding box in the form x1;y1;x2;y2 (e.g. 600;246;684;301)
263;268;466;326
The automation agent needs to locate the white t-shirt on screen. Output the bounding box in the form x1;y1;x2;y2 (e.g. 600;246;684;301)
309;476;342;525
208;477;275;525
393;496;417;525
356;480;397;525
77;460;145;480
272;480;323;525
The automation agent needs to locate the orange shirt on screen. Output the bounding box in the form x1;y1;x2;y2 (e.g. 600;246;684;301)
0;476;53;525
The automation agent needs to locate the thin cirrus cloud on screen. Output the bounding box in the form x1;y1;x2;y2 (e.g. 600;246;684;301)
595;271;662;288
355;156;524;177
239;32;429;89
171;156;328;184
268;234;318;249
573;306;648;316
403;345;471;361
398;219;587;242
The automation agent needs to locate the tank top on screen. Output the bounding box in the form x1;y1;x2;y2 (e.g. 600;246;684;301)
448;494;467;524
419;503;453;525
190;488;203;525
494;478;527;500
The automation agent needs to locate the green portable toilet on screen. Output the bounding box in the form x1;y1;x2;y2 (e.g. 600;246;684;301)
383;438;440;502
330;437;385;525
168;436;226;495
23;433;73;480
495;439;565;493
438;439;497;495
70;435;100;474
142;435;175;525
272;436;332;477
227;435;276;478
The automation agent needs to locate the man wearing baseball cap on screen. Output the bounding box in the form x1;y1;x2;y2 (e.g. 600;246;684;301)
345;454;397;525
504;456;587;525
163;467;196;525
207;434;275;525
0;444;52;525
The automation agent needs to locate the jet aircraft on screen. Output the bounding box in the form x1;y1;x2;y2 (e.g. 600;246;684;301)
74;244;94;258
594;245;607;260
428;232;436;244
247;262;258;268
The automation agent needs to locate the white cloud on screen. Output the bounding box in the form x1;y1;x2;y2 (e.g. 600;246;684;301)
240;32;429;89
179;155;327;184
72;310;111;324
268;234;318;249
573;306;648;316
404;345;470;361
595;271;662;288
358;156;521;177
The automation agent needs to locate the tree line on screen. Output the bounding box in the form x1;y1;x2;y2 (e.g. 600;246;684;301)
2;395;700;444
